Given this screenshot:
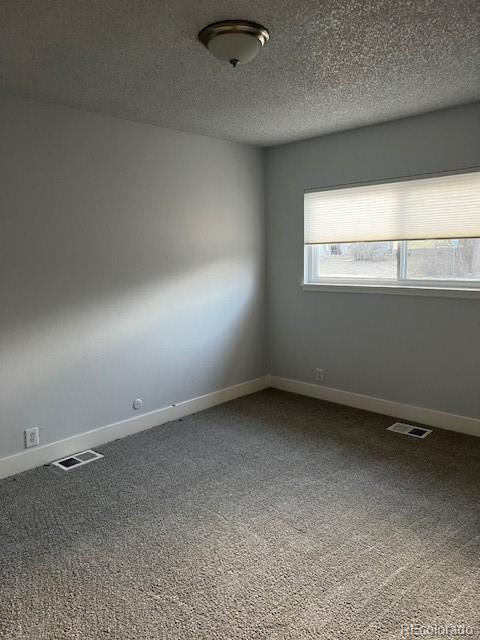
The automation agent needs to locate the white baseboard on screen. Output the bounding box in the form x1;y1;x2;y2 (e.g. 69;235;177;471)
0;376;269;481
269;376;480;438
2;374;478;481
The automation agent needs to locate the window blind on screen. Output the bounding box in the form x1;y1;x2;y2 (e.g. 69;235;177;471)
304;170;480;245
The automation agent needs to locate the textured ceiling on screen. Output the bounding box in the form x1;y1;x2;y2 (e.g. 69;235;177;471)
1;0;479;146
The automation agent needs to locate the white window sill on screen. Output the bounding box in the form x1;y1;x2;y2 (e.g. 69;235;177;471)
302;282;480;299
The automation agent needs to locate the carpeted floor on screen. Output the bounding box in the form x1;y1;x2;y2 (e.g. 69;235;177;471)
1;389;479;640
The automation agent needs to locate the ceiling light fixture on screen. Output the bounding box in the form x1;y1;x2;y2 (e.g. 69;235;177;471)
198;20;269;68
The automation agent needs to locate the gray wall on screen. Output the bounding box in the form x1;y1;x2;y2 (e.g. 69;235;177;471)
0;96;266;459
2;97;478;463
265;103;480;418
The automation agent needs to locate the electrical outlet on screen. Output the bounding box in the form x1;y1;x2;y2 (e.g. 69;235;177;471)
24;427;40;448
315;368;324;384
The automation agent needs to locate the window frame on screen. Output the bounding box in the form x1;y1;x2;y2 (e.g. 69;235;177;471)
303;167;480;297
304;240;480;292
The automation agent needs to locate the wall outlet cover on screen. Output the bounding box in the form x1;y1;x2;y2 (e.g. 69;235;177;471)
24;427;40;448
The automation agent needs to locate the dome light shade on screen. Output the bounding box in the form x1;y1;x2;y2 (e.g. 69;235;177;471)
198;20;269;67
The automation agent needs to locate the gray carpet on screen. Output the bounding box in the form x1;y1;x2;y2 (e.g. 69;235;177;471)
1;389;479;640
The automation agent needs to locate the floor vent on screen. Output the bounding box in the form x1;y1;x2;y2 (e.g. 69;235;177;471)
52;450;104;471
387;422;432;438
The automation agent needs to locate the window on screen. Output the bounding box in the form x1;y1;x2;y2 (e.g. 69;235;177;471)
304;170;480;292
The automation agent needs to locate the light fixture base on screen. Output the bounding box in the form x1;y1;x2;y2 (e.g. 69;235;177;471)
199;20;269;47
